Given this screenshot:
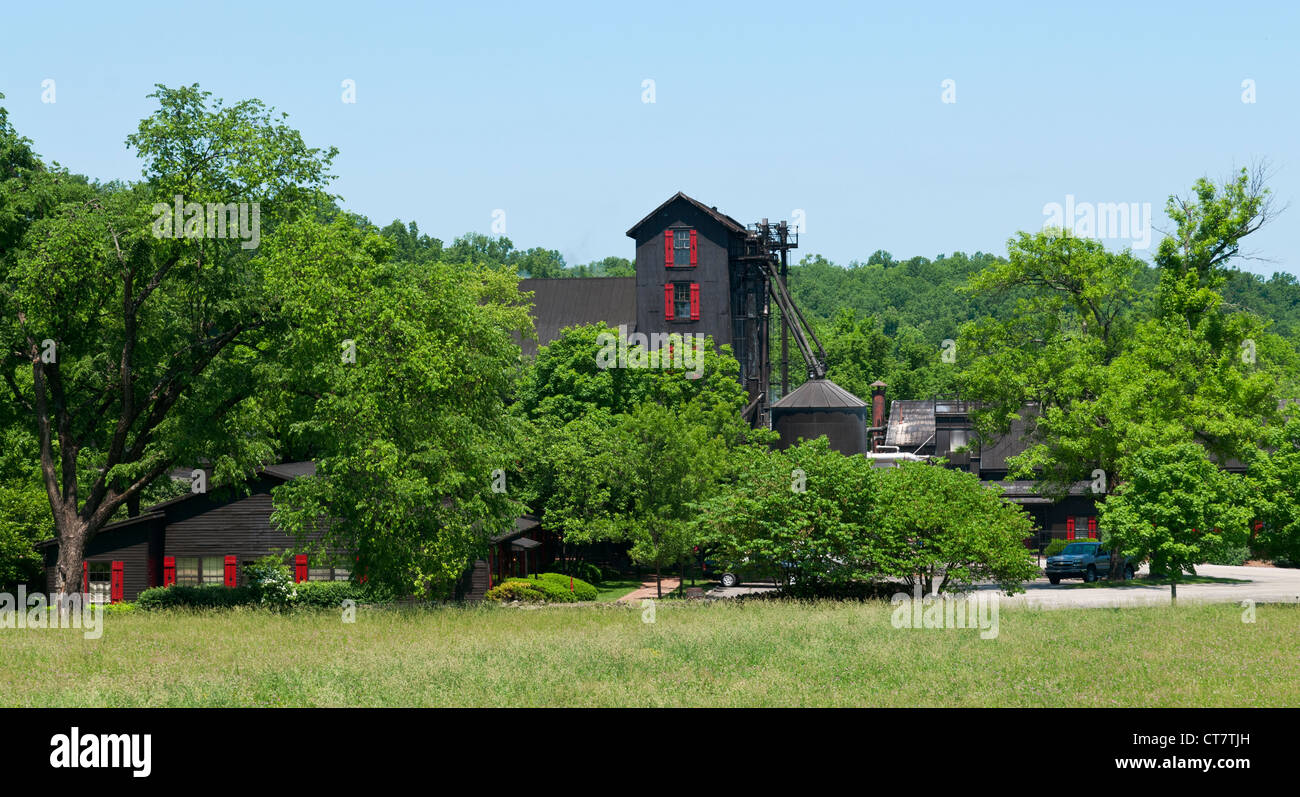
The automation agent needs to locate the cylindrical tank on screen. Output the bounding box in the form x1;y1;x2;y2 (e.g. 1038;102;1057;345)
770;378;868;455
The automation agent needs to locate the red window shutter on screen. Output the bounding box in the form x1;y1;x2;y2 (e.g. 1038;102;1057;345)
664;283;675;320
82;561;88;593
110;561;124;603
163;556;176;587
224;555;237;588
689;283;700;320
1066;517;1075;541
295;554;308;583
689;229;697;266
664;230;674;267
1087;517;1097;539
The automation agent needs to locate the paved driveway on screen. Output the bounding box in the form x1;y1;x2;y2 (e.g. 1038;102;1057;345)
703;565;1300;608
979;564;1300;609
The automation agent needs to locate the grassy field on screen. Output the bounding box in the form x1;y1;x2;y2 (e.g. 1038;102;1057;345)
3;601;1298;707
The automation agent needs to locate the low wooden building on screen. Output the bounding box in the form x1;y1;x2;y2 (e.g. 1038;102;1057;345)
37;463;550;603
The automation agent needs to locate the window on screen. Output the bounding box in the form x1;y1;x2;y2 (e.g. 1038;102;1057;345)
86;562;111;604
670;283;699;320
201;556;224;586
674;283;692;319
308;565;352;582
665;229;697;267
174;557;200;586
173;557;224;586
673;229;691;265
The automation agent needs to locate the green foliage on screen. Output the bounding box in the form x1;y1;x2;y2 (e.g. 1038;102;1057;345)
484;580;547;603
1044;538;1073;557
533;572;598;601
137;572;377;610
1100;444;1253;587
1244;415;1300;563
265;214;530;598
137;585;259;610
552;560;603;585
868;462;1040;593
697;440;1038;595
241;555;296;607
0;426;49;588
291;580;370;608
1;83;333;593
484;574;597;603
1206;546;1251;567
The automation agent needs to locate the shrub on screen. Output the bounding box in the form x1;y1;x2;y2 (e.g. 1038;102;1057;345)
1206;545;1251;566
534;572;598;601
1044;539;1072;557
137;585;258;610
484;581;547;603
292;580;369;608
554;561;602;585
242;556;295;607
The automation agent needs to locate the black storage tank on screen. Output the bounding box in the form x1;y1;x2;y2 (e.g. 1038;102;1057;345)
770;378;868;455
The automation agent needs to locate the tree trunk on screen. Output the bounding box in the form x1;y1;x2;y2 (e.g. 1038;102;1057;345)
655;564;662;598
1170;580;1177;605
53;513;90;616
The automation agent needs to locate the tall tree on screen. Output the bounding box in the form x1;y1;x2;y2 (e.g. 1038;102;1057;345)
0;85;334;598
266;215;531;595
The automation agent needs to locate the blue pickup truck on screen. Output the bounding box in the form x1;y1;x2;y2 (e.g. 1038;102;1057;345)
1045;541;1136;584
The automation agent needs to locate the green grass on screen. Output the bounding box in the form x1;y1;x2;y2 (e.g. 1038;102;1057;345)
3;601;1297;706
592;578;642;602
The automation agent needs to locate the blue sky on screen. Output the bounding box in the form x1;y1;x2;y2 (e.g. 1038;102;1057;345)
2;1;1297;275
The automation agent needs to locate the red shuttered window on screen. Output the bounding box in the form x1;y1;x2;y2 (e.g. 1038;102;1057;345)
664;282;675;320
1066;517;1076;541
110;561;124;603
664;230;674;267
689;283;700;320
1087;517;1097;539
689;229;697;266
294;554;308;584
224;555;238;587
163;556;176;587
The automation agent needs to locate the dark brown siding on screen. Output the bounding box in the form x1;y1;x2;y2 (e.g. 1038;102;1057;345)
44;520;157;600
634;201;735;356
464;559;490;601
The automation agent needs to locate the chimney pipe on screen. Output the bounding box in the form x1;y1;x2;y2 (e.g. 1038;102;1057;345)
870;381;887;429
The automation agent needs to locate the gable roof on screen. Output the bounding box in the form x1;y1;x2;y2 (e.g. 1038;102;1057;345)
625;192;748;238
37;462;318;547
517;277;636;356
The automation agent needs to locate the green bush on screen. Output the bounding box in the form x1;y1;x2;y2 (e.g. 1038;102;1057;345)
1206;545;1251;566
292;580;369;608
484;581;547;603
1043;539;1071;557
554;561;602;585
534;572;598;601
137;576;384;610
599;566;623;582
137;585;258;610
242;556;295;607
